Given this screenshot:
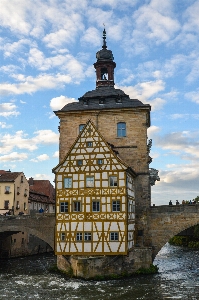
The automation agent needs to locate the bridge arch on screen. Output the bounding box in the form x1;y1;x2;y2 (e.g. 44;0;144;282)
149;205;199;259
0;214;55;249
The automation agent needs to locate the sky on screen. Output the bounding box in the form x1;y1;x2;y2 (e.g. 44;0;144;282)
0;0;199;205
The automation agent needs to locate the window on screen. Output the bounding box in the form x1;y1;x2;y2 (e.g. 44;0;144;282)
73;201;81;212
92;201;100;212
24;189;28;197
76;232;82;241
112;200;120;212
21;176;23;183
86;176;94;187
110;232;119;241
77;160;83;166
97;159;103;165
60;232;65;241
5;186;10;194
24;202;27;210
60;202;68;213
87;141;93;147
117;122;126;137
84;232;92;241
109;176;118;187
79;124;85;132
17;187;20;194
64;177;72;188
4;200;9;210
22;238;24;244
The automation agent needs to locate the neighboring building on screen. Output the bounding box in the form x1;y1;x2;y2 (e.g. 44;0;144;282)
28;178;55;213
53;30;159;277
0;171;29;215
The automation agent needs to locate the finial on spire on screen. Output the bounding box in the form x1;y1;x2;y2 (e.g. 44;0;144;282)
102;25;107;49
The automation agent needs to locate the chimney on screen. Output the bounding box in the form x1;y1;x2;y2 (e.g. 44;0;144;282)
29;177;34;186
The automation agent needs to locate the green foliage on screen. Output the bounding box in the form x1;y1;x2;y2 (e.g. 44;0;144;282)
188;241;199;248
193;196;199;203
135;264;158;275
193;225;199;239
169;236;188;246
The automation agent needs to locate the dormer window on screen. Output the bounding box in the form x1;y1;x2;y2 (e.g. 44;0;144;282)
83;99;88;105
99;98;105;105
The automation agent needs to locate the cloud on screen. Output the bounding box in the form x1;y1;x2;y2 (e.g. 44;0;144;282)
30;153;50;162
148;126;160;138
152;130;199;161
0;152;28;162
0;103;20;117
0;73;72;96
1;39;32;58
0;130;59;155
53;151;59;158
50;95;77;111
0;122;12;129
185;90;199;104
117;80;166;110
132;1;180;44
81;27;101;46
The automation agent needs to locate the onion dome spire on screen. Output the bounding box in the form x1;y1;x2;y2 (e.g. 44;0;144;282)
94;28;116;88
102;28;107;49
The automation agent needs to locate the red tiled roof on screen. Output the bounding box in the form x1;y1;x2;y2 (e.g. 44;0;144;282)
0;172;22;182
28;178;55;203
29;190;49;204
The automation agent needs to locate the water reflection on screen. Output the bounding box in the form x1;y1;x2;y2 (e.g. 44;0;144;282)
0;244;199;299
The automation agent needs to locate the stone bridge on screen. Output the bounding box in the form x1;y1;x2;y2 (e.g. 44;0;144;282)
0;214;55;249
148;205;199;259
1;206;199;259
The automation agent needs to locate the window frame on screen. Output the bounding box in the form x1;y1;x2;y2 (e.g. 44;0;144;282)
97;159;103;165
60;232;66;241
86;176;94;188
117;122;126;137
77;159;83;166
109;176;118;187
87;141;93;147
76;232;83;241
79;124;85;132
92;201;100;212
112;200;120;212
64;177;72;189
60;202;69;213
110;232;119;241
84;232;92;241
73;201;81;212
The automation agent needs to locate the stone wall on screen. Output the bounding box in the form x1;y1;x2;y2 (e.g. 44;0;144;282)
57;247;152;279
149;204;199;258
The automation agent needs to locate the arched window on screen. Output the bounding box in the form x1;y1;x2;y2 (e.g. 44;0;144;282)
117;122;126;137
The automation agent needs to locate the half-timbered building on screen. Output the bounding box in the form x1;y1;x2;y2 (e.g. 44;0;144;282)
53;120;135;255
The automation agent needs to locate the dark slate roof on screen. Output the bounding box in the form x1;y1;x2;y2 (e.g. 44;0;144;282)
0;172;22;182
57;87;150;113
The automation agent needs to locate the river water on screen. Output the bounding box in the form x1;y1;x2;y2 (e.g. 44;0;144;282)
0;243;199;300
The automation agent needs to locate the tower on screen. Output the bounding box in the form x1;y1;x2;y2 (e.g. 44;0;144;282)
53;30;154;278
